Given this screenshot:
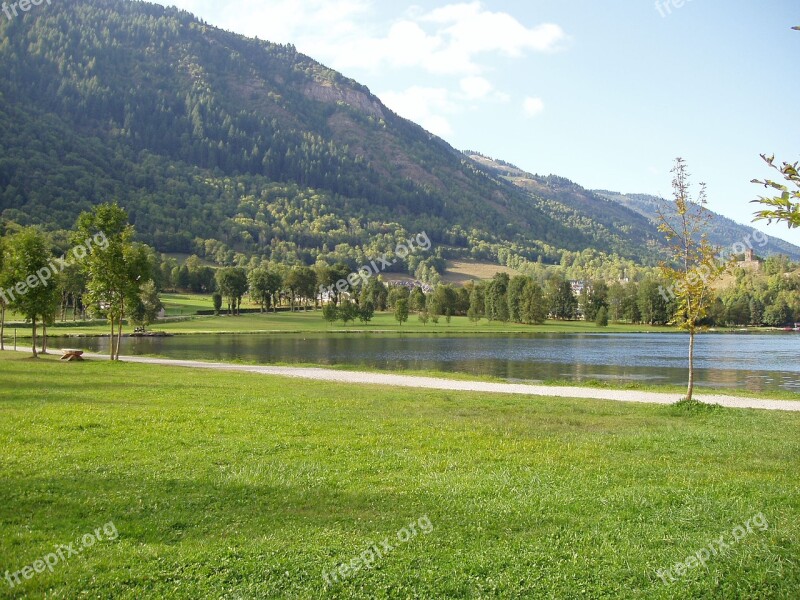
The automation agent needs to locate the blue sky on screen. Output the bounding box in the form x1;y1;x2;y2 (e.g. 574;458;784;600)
157;1;800;246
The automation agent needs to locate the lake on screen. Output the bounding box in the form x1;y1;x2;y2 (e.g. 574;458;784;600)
50;332;800;393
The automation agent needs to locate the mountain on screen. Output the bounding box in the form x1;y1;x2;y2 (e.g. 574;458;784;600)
594;191;800;261
0;0;796;275
465;154;664;259
465;154;800;262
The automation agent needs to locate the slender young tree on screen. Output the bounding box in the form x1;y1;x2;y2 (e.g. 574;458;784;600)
395;298;409;326
76;203;148;360
248;267;272;313
293;266;317;311
130;280;163;330
657;159;726;402
216;268;248;315
0;235;6;351
3;229;59;357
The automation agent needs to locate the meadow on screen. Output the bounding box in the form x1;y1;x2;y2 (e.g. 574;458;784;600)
2;293;682;338
0;352;798;598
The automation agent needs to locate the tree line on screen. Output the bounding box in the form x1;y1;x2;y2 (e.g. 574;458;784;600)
0;203;161;359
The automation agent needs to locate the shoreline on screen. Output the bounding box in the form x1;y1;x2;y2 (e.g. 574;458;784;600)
35;351;800;412
5;325;797;339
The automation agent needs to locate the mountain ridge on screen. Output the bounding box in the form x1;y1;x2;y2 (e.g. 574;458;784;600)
0;0;797;275
593;190;800;260
466;152;800;261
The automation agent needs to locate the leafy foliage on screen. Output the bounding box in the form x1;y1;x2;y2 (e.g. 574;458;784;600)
751;154;800;228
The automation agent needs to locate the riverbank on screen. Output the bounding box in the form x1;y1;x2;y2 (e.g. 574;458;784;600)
67;352;800;412
5;309;791;339
1;351;797;598
3;311;685;338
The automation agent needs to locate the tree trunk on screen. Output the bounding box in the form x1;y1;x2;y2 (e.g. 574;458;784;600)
109;318;116;360
116;300;124;361
0;303;5;351
686;330;695;401
116;318;123;361
31;317;38;358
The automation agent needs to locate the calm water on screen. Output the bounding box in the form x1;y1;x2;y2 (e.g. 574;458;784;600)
51;332;800;393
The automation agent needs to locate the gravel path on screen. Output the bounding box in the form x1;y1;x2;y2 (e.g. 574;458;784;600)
106;354;800;412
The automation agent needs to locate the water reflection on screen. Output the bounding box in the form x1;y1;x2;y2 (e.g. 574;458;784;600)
51;332;800;393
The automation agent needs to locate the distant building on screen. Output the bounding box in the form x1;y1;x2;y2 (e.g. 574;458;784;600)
389;280;434;294
738;250;761;271
570;280;588;296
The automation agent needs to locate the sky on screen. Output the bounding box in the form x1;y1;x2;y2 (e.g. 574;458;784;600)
155;0;800;246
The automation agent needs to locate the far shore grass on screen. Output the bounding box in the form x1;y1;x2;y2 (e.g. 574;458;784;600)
0;351;798;598
2;291;772;338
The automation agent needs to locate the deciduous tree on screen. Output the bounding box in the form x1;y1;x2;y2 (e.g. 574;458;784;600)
395;298;409;326
76;203;149;360
3;228;60;357
216;267;248;315
657;158;726;401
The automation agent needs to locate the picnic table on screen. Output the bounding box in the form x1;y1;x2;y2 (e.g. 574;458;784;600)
60;349;84;361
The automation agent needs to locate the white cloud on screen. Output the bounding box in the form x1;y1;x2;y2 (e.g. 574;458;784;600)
164;2;562;138
350;2;567;75
313;20;443;72
380;86;458;137
176;0;568;76
458;76;510;103
167;0;372;48
422;2;567;58
523;97;545;118
459;76;493;99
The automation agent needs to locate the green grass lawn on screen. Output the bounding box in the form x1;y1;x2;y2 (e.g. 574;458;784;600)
5;291;764;338
0;352;798;598
8;307;681;338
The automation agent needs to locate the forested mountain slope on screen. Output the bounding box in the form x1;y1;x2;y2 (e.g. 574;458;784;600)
594;191;800;260
467;154;800;262
0;0;794;272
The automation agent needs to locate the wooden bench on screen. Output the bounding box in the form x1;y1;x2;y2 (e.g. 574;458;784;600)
60;349;84;361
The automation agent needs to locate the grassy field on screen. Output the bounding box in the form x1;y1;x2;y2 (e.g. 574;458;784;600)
3;293;684;338
10;292;775;338
440;260;521;286
0;352;798;598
